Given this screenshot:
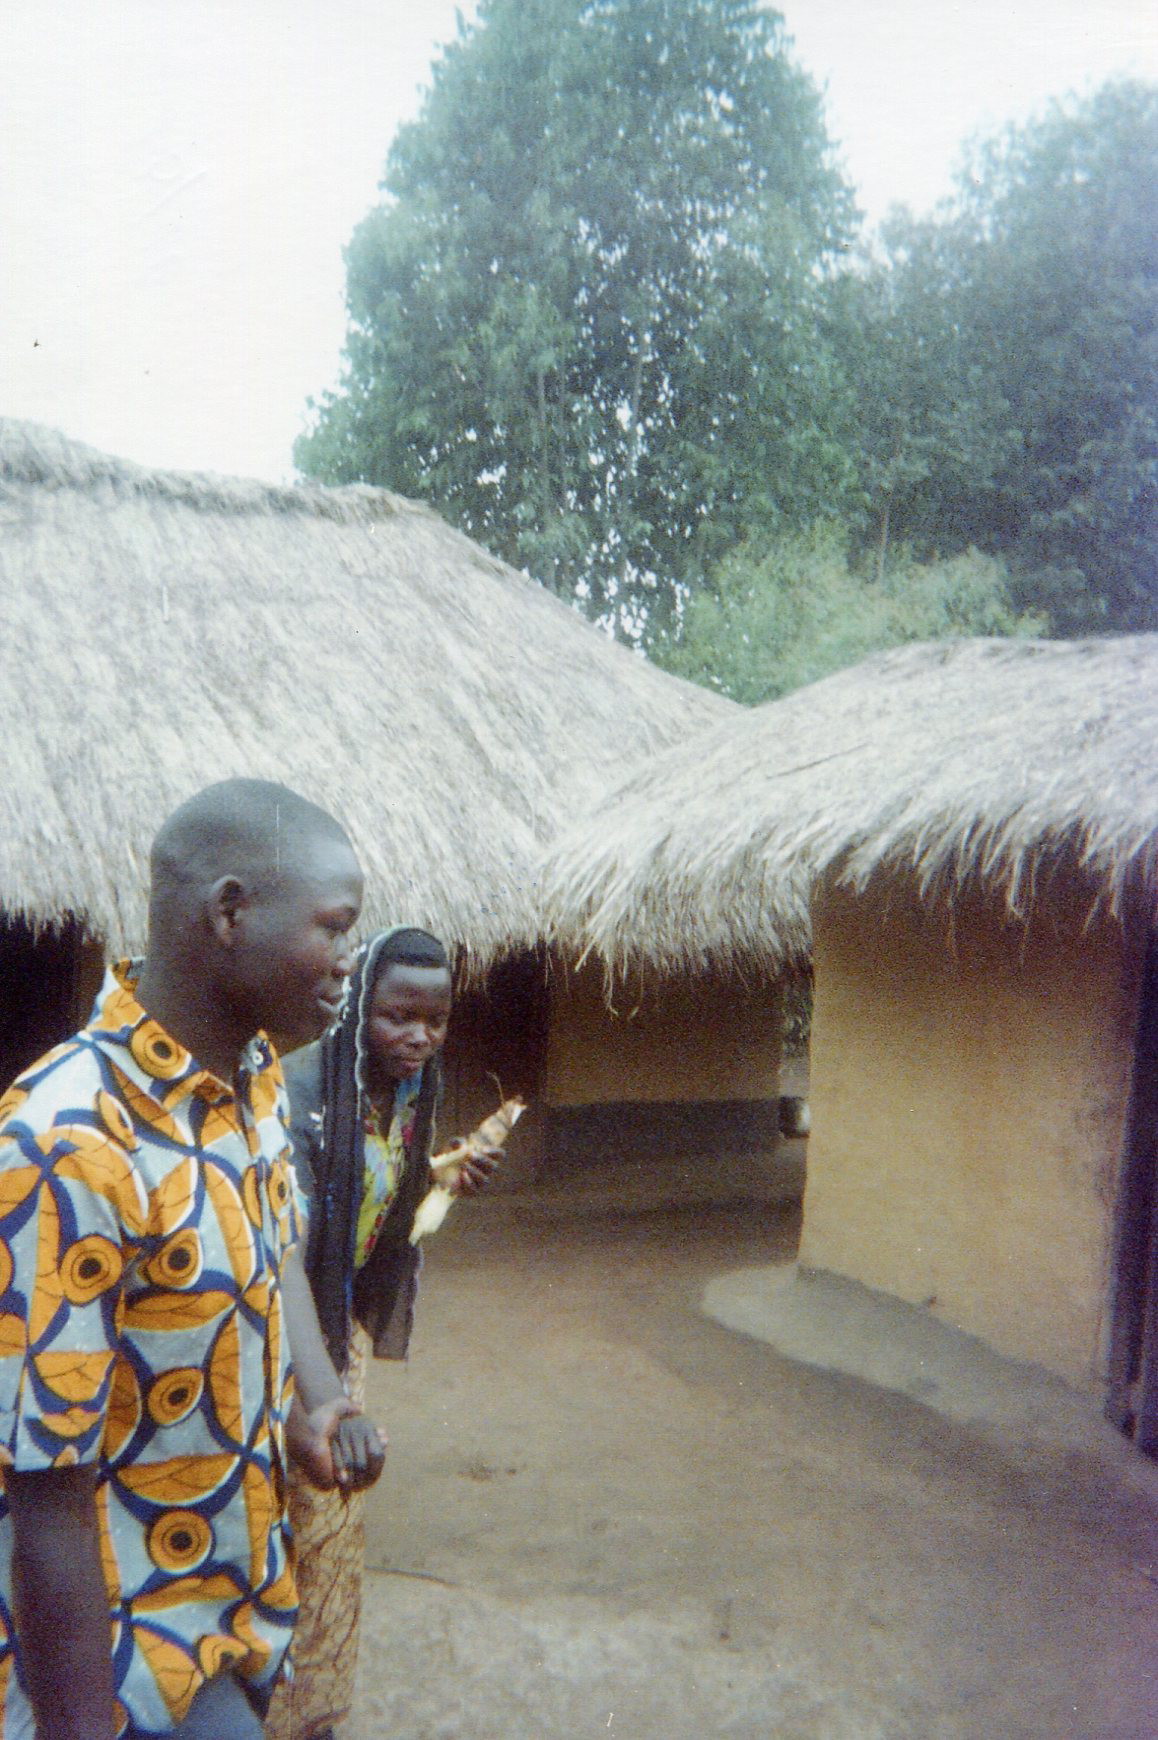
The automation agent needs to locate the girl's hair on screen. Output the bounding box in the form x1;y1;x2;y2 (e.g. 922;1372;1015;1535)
373;927;450;973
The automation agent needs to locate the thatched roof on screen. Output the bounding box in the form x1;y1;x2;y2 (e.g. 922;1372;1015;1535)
0;420;730;960
545;635;1158;975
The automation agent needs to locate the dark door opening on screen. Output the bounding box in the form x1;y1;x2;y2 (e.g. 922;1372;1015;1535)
0;916;87;1094
441;947;549;1134
1106;930;1158;1453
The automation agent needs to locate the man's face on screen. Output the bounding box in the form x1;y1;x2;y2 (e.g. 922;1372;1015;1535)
225;830;364;1054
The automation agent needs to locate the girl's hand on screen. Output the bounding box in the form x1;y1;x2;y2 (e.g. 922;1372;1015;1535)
332;1412;389;1491
431;1144;502;1195
287;1395;387;1490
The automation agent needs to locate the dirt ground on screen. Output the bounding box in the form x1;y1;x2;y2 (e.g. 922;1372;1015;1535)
350;1194;1158;1740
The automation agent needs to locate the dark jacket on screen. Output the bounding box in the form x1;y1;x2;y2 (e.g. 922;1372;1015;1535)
283;1040;442;1371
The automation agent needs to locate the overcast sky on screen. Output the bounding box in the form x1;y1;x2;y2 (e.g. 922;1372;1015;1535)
3;0;1154;482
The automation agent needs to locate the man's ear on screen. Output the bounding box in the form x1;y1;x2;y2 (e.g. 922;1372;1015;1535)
207;875;249;945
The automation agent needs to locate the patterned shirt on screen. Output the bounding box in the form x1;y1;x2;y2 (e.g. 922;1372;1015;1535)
0;964;301;1739
353;1074;421;1268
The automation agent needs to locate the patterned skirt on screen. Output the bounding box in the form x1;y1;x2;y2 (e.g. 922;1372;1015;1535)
265;1332;367;1740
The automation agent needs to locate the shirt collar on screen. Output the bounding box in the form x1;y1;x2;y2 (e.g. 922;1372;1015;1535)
88;959;276;1109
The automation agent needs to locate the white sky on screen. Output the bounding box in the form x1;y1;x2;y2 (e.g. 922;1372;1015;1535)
3;0;1155;482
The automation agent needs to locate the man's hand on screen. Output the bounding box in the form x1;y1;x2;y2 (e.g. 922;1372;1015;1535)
280;1244;385;1489
286;1394;387;1492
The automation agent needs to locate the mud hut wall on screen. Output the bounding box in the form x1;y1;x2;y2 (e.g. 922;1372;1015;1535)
801;873;1144;1387
538;958;784;1196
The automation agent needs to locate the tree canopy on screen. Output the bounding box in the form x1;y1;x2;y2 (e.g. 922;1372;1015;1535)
300;30;1155;680
296;0;855;635
652;527;1043;705
842;81;1158;633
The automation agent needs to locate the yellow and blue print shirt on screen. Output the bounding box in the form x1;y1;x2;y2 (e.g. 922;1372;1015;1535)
0;963;301;1739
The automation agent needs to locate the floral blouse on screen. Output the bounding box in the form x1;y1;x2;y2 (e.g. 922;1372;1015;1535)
353;1073;422;1269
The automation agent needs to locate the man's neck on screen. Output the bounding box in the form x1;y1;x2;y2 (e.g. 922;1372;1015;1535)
133;958;252;1086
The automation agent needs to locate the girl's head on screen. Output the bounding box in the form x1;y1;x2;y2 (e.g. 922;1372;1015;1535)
364;928;452;1083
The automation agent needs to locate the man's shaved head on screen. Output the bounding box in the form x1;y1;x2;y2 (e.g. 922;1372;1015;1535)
151;778;353;906
140;779;364;1064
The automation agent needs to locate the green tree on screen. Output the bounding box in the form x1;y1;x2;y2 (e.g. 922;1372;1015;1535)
652;524;1043;705
844;82;1158;632
830;242;1019;584
296;0;856;636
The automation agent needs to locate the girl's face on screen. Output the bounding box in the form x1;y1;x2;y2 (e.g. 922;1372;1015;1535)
368;961;453;1081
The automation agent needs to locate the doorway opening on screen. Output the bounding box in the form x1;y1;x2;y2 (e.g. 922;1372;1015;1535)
1105;930;1158;1453
0;915;90;1093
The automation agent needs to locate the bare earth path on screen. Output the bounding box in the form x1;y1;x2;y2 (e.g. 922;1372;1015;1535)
352;1202;1158;1740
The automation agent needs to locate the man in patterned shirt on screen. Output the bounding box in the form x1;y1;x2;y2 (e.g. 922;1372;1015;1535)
0;779;379;1740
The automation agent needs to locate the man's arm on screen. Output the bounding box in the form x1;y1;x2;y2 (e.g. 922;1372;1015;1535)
280;1245;386;1491
6;1465;117;1740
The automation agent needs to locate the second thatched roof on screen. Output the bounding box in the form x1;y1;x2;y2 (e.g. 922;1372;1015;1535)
545;635;1158;975
0;420;730;960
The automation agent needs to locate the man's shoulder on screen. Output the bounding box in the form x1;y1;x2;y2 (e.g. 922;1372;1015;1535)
0;1032;106;1141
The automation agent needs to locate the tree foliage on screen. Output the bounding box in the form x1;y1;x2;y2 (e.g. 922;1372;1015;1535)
652;526;1043;705
843;82;1158;633
830;249;1019;585
300;28;1154;667
296;0;855;635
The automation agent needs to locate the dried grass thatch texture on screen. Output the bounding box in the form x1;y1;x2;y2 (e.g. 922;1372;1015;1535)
0;420;730;960
545;635;1158;976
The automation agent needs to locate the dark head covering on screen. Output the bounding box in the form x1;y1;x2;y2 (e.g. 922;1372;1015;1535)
284;927;450;1372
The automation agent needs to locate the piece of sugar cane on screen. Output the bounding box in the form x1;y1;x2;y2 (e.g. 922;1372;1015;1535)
409;1184;455;1243
466;1097;526;1150
410;1097;527;1244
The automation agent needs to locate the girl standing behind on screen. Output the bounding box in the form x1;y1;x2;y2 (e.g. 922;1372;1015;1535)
267;928;498;1740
